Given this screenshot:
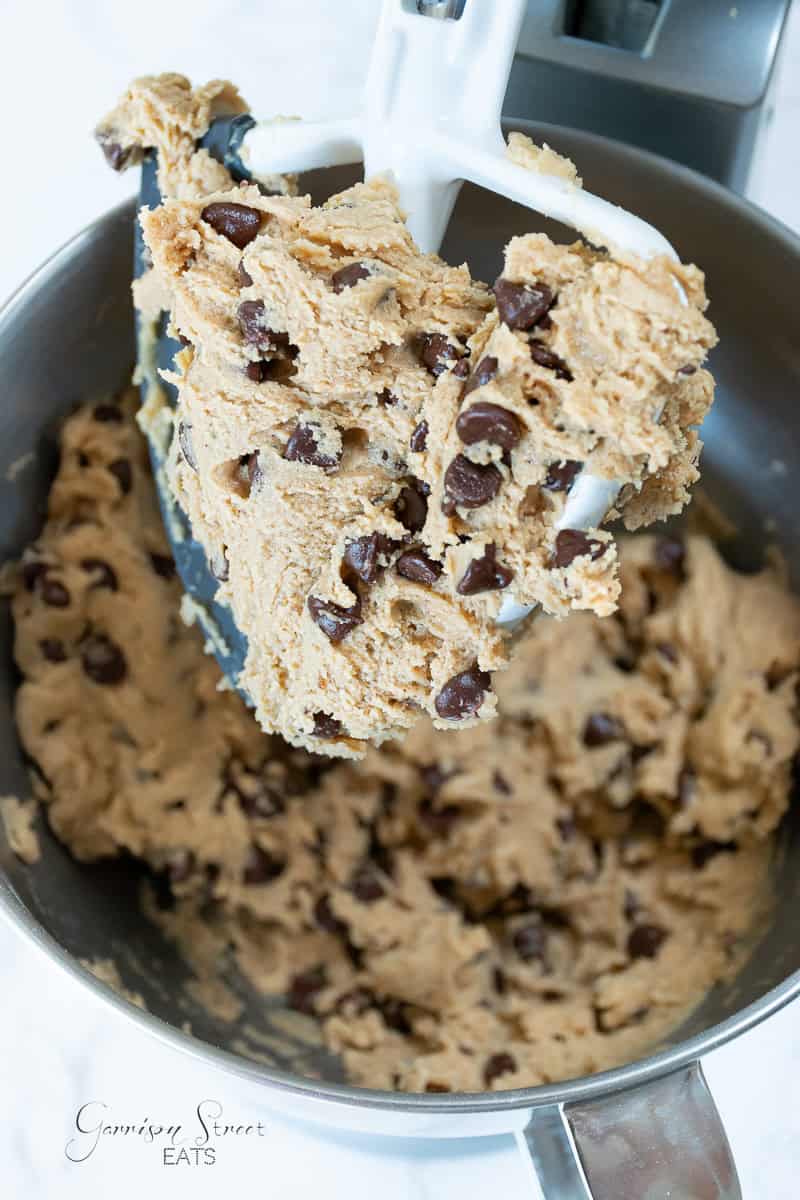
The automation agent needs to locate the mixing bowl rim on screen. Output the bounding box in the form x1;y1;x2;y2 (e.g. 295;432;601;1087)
2;119;800;1115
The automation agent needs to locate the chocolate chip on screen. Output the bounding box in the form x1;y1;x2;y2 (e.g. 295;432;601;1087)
493;770;511;795
312;711;343;739
431;876;458;902
347;938;369;977
81;634;127;685
678;364;697;376
22;561;48;591
435;664;492;720
425;1082;451;1093
627;923;667;959
201;202;262;249
167;849;195;884
410;420;429;453
351;865;385;903
443;455;502;509
552;529;606;568
493;966;507;994
583;713;625;747
243;844;285;885
238;260;254;287
96;134;132;172
245;359;275;383
288;965;326;1014
456;402;521;452
654;536;685;578
40;638;66;663
285;423;340;470
238;299;281;353
343;533;395;585
530;341;573;381
178;422;197;470
493;277;554;330
381;998;413;1034
544;460;581;492
80;558;118;591
464;355;499;396
108;459;132;495
315;893;348;937
484;1052;517;1086
452;358;470;379
332;261;371;292
624;805;665;847
41;579;70;608
396;548;442;586
308;594;362;642
691;841;735;870
92;404;123;423
419;333;466;377
394;481;428;533
457;542;513;595
512;920;547;962
418;797;461;838
335;986;375;1016
377;389;398;407
149;553;175;579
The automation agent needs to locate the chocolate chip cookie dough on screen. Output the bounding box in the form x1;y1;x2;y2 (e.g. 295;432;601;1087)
98;74;717;756
12;397;800;1092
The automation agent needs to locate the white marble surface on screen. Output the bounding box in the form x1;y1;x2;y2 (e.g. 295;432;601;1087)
1;2;800;1195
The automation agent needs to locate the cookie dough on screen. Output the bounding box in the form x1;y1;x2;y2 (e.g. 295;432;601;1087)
0;795;40;864
12;397;800;1092
99;74;717;756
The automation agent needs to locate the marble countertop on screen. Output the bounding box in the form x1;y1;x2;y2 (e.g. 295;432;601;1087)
1;2;799;1195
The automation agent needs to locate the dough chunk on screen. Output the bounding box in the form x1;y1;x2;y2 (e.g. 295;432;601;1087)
112;74;716;755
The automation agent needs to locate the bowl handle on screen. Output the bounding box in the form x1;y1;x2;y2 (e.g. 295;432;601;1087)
520;1060;741;1199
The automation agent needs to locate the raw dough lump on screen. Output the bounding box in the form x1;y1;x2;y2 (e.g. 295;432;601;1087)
12;397;800;1092
100;74;717;756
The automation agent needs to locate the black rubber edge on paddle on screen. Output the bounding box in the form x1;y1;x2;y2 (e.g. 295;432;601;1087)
133;119;253;695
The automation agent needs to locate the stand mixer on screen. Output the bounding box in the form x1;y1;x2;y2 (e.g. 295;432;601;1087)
0;5;798;1199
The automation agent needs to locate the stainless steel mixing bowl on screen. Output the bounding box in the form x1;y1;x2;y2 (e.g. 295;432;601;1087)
1;122;799;1198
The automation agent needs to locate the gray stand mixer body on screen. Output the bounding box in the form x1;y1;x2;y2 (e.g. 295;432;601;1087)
508;0;791;192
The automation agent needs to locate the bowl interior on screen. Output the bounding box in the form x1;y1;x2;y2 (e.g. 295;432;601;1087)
1;123;799;1091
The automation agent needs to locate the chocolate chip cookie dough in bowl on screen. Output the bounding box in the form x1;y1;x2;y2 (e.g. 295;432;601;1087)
2;125;800;1198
